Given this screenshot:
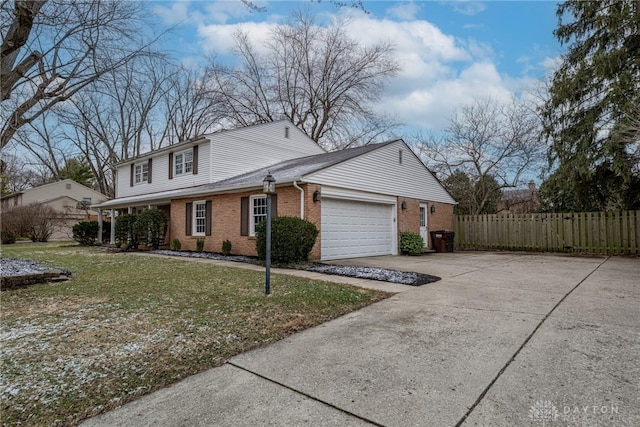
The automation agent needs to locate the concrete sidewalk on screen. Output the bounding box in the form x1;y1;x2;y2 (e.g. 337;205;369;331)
82;253;639;426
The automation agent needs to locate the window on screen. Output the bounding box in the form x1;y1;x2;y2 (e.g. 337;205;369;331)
250;195;267;236
135;162;148;184
175;149;193;176
399;149;403;165
193;201;207;236
420;206;426;227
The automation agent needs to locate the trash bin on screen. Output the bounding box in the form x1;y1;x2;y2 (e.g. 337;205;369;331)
430;230;455;253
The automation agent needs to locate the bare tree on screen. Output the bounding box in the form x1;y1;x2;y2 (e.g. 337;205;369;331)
416;98;544;214
0;0;163;150
160;68;226;144
0;152;48;194
205;10;401;149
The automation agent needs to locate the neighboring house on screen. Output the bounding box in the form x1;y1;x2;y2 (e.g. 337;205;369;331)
1;179;109;240
497;182;541;214
93;120;456;261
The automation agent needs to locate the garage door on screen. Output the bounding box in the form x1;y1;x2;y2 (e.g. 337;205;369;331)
321;198;395;260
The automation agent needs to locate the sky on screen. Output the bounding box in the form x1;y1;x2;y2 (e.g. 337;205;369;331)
151;0;564;135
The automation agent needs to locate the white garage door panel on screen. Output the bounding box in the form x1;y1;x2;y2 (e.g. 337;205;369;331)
321;198;394;260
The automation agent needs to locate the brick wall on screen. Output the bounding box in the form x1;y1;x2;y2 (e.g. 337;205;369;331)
171;184;322;259
428;202;454;232
169;187;454;259
397;198;420;234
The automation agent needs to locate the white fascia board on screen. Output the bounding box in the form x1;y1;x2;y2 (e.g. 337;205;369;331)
319;186;397;204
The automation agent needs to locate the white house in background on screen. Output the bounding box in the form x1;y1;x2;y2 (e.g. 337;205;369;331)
1;179;109;240
94;120;456;260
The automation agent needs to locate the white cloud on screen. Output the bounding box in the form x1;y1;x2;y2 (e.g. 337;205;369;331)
387;2;422;20
191;5;539;134
450;1;486;16
153;1;191;25
203;1;258;24
197;21;275;55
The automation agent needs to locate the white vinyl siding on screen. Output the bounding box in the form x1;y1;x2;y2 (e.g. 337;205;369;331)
114;121;321;199
208;121;325;183
116;144;210;198
250;195;267;236
306;141;455;204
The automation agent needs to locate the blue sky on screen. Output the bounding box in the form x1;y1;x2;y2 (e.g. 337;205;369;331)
152;0;563;134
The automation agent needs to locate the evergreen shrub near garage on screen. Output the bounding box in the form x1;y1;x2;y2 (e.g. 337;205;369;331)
255;216;319;264
400;231;424;255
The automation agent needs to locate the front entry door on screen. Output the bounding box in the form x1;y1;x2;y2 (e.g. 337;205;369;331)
420;203;428;248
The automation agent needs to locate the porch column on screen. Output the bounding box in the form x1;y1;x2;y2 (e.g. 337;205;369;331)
110;209;116;244
97;209;103;244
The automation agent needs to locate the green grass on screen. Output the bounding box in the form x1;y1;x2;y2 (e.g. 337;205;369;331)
1;242;392;426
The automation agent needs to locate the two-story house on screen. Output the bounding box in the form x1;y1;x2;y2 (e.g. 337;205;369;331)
93;120;456;260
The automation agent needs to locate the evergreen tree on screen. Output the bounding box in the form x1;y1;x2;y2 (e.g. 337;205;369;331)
541;0;640;211
58;157;94;188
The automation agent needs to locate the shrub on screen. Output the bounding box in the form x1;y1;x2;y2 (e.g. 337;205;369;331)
1;203;65;243
400;231;424;255
72;221;100;246
196;238;205;252
114;213;141;250
222;239;232;256
1;230;17;244
172;239;181;251
137;208;168;249
255;216;318;264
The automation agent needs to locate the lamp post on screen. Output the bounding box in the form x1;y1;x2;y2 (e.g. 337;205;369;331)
263;172;276;295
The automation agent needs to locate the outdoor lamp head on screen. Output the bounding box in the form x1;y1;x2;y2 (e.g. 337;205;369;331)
263;173;276;194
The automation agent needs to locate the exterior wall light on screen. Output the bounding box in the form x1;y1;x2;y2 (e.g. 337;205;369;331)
313;189;321;203
431;204;436;214
263;172;276;195
401;200;407;210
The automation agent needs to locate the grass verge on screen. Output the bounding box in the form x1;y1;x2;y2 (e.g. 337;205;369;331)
1;242;392;426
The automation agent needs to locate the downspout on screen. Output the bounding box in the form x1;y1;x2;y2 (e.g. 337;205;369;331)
292;180;304;219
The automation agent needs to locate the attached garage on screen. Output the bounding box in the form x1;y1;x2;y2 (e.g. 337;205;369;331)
321;197;396;260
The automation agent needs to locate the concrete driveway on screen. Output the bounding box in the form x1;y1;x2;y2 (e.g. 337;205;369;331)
83;252;639;427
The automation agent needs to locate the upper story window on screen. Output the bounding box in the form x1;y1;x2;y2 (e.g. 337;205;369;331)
135;162;148;184
169;146;198;179
130;159;152;187
250;195;267;236
175;149;193;176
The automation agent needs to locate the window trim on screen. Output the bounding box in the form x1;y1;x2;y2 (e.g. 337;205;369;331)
249;195;267;237
192;200;207;236
174;148;193;177
134;162;149;184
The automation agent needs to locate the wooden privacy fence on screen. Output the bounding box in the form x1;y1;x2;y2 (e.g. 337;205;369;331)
454;210;640;255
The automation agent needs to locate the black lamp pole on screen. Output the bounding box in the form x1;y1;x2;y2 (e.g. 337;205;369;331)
263;173;276;295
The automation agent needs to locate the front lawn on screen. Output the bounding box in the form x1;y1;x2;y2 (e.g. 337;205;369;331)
0;243;392;426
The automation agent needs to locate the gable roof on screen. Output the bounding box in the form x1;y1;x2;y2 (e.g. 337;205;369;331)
2;179;107;200
203;140;398;191
94;139;455;208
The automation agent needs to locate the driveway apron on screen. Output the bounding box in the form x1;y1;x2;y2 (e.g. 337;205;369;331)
82;253;639;427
